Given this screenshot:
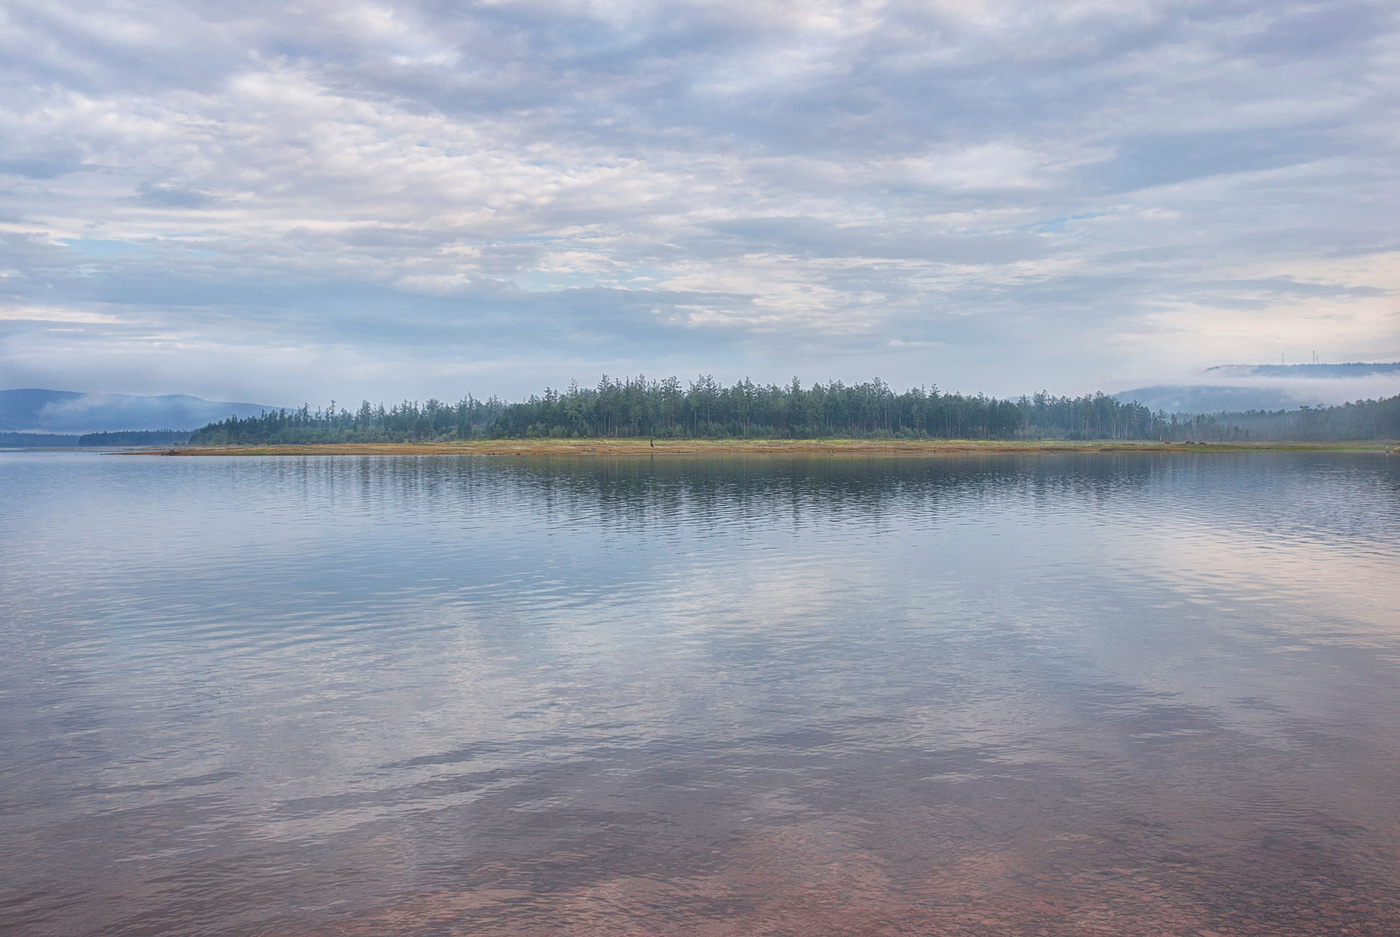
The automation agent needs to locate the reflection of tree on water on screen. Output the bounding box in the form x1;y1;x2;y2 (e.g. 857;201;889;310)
273;451;1398;552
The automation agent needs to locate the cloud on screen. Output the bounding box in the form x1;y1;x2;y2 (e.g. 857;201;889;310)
0;303;120;324
0;0;1397;401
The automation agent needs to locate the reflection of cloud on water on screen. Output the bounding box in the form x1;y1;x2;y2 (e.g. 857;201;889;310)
984;506;1400;775
1107;516;1399;642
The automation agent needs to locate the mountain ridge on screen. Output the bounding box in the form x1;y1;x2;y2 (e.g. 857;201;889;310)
0;389;281;434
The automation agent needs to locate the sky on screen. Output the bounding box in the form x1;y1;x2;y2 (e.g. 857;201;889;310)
1;0;1398;406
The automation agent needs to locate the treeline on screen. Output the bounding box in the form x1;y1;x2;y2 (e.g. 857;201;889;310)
0;430;195;447
186;376;1400;445
191;396;507;445
1195;395;1400;442
492;377;1036;439
0;432;80;447
79;430;192;447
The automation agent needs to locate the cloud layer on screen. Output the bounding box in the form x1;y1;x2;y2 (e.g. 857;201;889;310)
2;0;1397;402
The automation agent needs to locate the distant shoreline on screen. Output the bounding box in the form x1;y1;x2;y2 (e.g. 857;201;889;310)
134;439;1396;456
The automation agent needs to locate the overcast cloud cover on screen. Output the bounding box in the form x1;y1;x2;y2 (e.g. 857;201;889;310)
1;0;1398;403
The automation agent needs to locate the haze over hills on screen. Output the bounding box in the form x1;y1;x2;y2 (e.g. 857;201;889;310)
1113;386;1300;414
0;389;280;435
1116;362;1400;415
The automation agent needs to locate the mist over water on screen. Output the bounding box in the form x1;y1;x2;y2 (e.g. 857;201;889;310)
2;451;1398;936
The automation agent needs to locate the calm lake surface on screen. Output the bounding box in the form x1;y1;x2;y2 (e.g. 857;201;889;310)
3;450;1399;937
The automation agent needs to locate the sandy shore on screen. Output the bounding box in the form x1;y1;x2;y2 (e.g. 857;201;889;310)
150;439;1390;456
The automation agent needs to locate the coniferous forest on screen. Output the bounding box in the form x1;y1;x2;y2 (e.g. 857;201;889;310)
187;375;1400;445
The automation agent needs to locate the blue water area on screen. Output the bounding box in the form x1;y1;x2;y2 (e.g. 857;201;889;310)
2;450;1398;936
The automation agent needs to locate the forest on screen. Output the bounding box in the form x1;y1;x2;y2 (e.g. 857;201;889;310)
187;376;1400;445
78;430;192;447
0;432;80;447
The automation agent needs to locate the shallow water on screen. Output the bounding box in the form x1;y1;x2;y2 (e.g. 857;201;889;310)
2;450;1398;936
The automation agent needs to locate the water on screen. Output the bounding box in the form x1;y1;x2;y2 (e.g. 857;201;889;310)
2;450;1398;936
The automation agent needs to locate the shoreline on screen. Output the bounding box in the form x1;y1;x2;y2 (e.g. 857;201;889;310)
129;439;1395;456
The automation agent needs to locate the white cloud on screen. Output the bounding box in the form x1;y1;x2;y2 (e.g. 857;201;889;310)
0;304;120;324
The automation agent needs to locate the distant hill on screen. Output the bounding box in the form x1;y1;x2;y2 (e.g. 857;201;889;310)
1206;361;1400;378
0;389;280;434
